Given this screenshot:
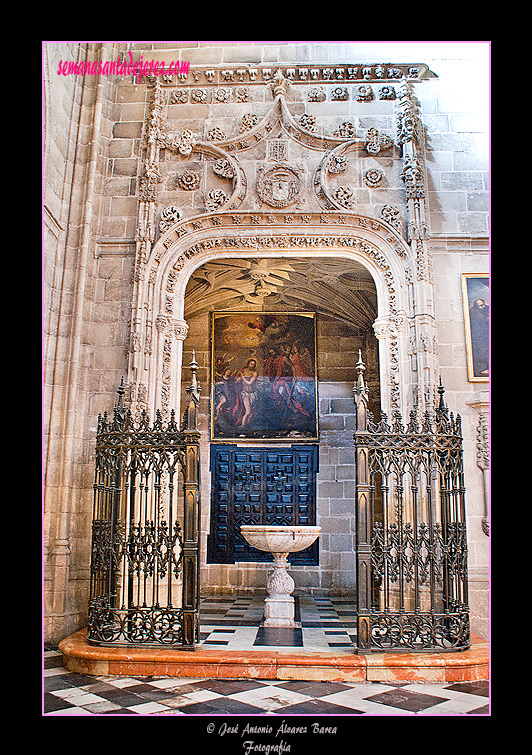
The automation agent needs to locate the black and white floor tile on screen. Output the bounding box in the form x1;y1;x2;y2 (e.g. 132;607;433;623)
200;595;357;651
44;596;489;716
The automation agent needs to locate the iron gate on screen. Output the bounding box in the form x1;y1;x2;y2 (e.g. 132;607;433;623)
87;361;201;649
353;354;470;653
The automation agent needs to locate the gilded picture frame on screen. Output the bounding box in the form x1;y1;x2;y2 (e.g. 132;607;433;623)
211;312;319;440
461;274;489;382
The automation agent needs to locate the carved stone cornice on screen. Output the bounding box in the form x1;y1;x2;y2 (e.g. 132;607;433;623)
157;62;436;89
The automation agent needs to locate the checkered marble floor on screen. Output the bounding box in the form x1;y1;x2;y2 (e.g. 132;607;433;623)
44;596;489;716
44;650;489;716
200;595;357;651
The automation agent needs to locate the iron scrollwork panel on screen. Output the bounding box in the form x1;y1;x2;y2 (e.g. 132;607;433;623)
88;399;200;649
354;372;470;654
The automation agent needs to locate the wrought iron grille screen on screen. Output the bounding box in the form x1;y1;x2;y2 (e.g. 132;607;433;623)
88;366;201;649
354;356;470;653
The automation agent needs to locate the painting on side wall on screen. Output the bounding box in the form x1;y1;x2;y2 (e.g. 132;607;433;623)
211;312;319;440
461;274;489;382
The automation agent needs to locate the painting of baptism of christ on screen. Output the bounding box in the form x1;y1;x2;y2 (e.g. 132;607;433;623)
211;313;319;440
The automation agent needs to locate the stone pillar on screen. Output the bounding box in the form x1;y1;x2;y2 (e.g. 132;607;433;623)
353;351;372;653
182;355;201;647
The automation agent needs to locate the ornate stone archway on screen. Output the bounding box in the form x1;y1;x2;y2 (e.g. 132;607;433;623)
125;208;438;424
126;72;439;426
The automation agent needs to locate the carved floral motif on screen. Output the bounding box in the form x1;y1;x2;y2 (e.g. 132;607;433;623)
299;114;317;131
240;113;259;132
327;154;348;174
334;186;355;209
205;190;227;211
177;170;201;190
356;85;374;101
308;87;326;102
381;205;401;230
206;127;227;141
331;86;348;100
365;128;393;155
364;168;383;187
212;158;234;179
159;205;181;232
333;122;356;138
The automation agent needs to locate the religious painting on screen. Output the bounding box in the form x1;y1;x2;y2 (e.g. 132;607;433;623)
461;274;489;382
211;312;319;440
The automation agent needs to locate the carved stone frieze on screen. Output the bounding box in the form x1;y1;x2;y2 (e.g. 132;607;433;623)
157;63;435;89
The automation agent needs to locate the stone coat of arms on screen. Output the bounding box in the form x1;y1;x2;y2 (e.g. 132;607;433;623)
256;164;301;208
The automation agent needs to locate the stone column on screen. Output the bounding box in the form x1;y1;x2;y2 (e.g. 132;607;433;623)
154;316;189;417
353;351;372;653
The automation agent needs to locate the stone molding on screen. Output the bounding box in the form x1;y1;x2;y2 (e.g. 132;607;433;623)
157;62;436;89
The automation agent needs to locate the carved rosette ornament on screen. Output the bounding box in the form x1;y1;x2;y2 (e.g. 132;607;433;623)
159;205;180;232
205;190;227;211
327;154;348;174
165;129;197;155
177;170;201;190
364;168;383;187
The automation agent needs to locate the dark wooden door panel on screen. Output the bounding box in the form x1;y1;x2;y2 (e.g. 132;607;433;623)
208;445;319;564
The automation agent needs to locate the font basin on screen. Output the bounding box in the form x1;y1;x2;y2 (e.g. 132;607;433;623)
240;525;321;554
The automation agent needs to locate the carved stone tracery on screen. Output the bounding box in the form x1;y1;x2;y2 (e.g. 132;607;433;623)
130;70;439;421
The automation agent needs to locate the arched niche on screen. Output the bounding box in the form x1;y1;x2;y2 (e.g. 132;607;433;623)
126;210;437;422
